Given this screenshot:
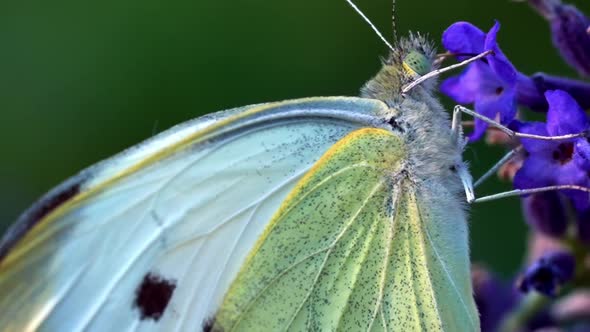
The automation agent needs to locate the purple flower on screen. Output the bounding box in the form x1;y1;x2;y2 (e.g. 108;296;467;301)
472;264;559;331
472;266;518;331
441;21;518;140
522;192;568;238
513;90;590;211
517;72;590;111
519;251;575;296
528;0;590;76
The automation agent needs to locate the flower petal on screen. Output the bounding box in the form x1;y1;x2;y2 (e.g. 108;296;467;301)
475;62;510;96
472;266;517;332
522;191;568;237
468;118;489;142
567;190;590;211
554;163;590;211
467;90;504;141
484;21;517;84
473;83;516;123
511;120;554;154
497;89;517;124
516;73;548;111
442;21;485;57
550;3;590;76
546;90;588;136
440;73;477;104
514;155;560;189
530;73;590;110
574;139;590;171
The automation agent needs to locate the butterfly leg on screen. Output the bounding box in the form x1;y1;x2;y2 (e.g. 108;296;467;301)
448;105;477;202
458;164;476;203
450;103;467;144
453;105;588;141
468;145;590;203
471;185;590;203
473;146;523;188
467;147;590;203
454;104;590;203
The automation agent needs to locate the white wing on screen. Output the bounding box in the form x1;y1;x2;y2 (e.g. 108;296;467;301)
0;97;390;332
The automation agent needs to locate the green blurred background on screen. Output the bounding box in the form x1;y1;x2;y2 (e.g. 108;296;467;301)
1;0;588;277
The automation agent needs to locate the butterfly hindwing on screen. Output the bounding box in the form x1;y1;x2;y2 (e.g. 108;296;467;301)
383;183;478;331
211;127;478;331
212;128;406;331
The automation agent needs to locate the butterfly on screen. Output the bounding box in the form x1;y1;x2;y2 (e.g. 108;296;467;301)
0;2;484;331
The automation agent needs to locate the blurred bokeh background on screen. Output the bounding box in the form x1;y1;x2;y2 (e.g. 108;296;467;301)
1;0;588;277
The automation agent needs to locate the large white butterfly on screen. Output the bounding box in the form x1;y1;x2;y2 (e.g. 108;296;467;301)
0;2;494;331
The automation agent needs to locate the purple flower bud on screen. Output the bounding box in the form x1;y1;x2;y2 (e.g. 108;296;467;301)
519;251;575;296
516;72;547;110
472;265;518;332
517;72;590;111
522;192;568;238
528;0;590;76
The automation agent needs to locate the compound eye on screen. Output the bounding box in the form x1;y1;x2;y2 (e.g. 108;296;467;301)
403;51;431;76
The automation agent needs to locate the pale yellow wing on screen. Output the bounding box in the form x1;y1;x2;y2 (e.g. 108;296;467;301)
208;128;479;331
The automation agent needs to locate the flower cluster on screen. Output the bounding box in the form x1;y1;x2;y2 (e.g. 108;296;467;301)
440;0;590;330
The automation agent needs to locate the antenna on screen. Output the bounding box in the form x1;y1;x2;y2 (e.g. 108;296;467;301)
345;0;395;52
392;0;398;42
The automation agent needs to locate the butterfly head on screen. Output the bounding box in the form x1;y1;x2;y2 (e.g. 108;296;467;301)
361;33;437;103
391;33;436;80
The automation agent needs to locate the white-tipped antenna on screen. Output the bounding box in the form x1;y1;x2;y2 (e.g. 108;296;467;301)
345;0;395;52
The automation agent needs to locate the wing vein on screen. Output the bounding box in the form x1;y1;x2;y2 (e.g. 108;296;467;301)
367;182;401;332
333;196;385;331
165;163;312;253
77;225;162;330
168;241;206;332
282;180;385;331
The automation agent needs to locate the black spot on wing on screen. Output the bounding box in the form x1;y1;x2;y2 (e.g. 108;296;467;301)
134;272;177;321
203;317;223;332
0;174;84;262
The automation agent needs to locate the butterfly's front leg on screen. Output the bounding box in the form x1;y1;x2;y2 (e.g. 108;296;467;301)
449;105;475;203
450;104;467;147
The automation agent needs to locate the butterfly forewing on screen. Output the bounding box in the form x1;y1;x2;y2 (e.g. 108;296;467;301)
0;97;389;332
